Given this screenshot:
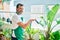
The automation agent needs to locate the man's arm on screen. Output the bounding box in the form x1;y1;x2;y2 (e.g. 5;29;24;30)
17;19;35;29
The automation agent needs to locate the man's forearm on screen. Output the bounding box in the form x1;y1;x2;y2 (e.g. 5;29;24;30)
17;19;35;29
24;20;32;28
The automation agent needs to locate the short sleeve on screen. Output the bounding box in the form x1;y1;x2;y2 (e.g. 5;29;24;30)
12;14;21;29
12;15;20;24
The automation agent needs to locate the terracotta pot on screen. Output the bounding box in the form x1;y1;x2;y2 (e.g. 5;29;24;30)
0;34;6;40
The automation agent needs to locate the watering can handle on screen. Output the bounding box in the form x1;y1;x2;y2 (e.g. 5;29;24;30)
35;20;39;24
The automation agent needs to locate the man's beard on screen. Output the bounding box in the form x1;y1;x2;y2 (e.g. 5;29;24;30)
16;12;22;15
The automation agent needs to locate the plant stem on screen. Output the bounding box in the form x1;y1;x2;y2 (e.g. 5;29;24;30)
50;24;57;32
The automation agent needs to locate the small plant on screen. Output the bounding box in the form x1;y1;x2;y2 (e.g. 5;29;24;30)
0;20;12;40
25;24;39;40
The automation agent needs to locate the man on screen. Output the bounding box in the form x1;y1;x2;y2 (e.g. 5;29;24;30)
12;3;35;40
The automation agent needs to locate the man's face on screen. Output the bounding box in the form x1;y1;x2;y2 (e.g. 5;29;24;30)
16;5;23;14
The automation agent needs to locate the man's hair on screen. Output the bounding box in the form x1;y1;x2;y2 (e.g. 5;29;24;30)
16;3;23;8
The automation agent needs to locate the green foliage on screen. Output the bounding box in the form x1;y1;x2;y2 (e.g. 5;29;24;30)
3;28;12;38
25;25;39;35
0;20;4;27
51;30;60;40
39;32;45;40
0;22;4;27
39;4;60;40
30;29;39;35
56;19;60;24
47;4;59;23
49;33;55;40
47;4;60;40
25;24;31;34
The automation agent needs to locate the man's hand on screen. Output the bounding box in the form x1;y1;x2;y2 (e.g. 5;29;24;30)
29;19;36;22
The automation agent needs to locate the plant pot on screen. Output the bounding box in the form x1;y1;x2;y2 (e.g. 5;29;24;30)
0;34;6;40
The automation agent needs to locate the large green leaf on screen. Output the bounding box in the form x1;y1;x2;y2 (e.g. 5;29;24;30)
47;4;59;23
47;4;59;30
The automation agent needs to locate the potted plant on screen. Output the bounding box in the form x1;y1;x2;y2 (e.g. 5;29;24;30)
0;20;12;40
38;4;60;40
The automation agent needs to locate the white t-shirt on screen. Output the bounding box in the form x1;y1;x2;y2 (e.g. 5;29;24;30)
12;13;25;37
12;13;25;29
